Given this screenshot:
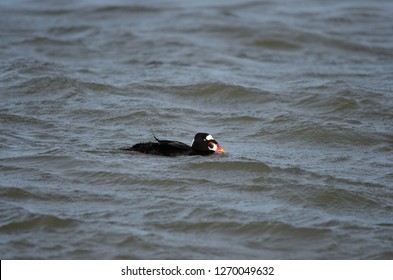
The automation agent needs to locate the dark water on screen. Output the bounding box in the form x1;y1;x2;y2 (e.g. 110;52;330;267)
1;0;393;259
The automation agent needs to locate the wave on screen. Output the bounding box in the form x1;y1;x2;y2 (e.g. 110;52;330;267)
91;5;160;14
186;160;271;173
0;214;77;233
6;75;122;98
0;204;78;233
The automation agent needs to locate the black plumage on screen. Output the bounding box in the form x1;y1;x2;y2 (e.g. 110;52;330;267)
120;132;225;157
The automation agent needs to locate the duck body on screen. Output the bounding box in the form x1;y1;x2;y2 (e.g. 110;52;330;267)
122;133;225;157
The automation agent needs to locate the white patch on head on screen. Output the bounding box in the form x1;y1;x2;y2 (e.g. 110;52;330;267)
208;143;217;151
191;139;194;146
205;134;214;141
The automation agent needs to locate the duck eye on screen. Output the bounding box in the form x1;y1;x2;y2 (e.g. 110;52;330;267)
208;142;217;151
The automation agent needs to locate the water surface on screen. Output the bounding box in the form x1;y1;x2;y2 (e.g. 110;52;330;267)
1;0;393;259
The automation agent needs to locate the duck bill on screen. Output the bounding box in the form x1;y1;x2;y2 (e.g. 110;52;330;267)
215;144;226;153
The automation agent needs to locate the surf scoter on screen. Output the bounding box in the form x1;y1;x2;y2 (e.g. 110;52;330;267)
121;132;225;156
